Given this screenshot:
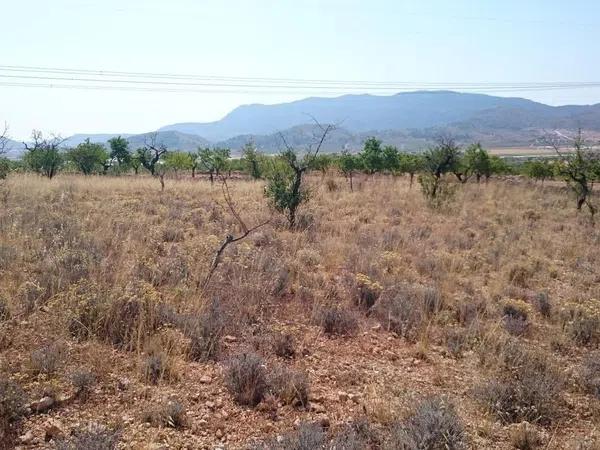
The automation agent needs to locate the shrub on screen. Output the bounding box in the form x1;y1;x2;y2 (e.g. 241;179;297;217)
269;365;310;408
100;282;161;351
580;351;600;398
225;353;267;407
142;398;186;428
560;304;600;347
444;328;471;358
502;300;531;337
29;342;64;376
331;418;378;450
140;351;168;385
253;422;326;450
475;351;563;425
272;332;296;359
66;283;106;341
183;300;225;361
318;307;359;336
374;284;440;342
509;422;542;450
354;273;382;310
0;378;27;446
0;298;9;321
71;370;96;400
385;396;467;450
534;292;552;318
55;424;121;450
508;264;533;288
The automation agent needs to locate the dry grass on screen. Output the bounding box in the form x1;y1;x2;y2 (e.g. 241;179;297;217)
0;173;598;448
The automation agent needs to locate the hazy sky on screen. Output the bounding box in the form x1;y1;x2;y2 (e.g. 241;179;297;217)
1;0;599;140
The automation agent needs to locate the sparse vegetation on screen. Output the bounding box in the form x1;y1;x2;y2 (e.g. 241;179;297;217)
386;396;467;450
55;424;121;450
0;166;597;448
225;352;268;407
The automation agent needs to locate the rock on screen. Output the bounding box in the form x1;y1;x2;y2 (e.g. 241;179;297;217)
200;375;212;384
338;391;349;402
371;324;381;331
18;431;34;444
224;335;237;343
30;396;54;413
215;428;224;439
205;401;216;410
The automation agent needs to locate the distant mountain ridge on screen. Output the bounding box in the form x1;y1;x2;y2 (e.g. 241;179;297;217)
159;91;600;142
7;91;600;157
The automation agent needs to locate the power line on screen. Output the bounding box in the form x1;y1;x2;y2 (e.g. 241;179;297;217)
1;81;598;96
0;65;598;89
3;73;600;92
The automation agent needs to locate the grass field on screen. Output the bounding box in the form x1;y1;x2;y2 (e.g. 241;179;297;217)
0;173;599;449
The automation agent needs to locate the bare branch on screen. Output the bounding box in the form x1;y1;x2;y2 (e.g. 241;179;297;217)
200;176;271;291
0;122;9;156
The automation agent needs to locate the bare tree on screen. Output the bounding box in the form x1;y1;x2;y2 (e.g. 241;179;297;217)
548;129;600;221
137;133;168;176
0;122;9;156
200;176;271;291
23;130;66;179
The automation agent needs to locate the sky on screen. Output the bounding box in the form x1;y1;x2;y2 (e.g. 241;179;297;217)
1;0;599;140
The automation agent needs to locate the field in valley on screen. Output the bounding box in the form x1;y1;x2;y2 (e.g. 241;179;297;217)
0;173;599;449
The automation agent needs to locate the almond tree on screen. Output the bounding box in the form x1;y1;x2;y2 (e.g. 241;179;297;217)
265;120;334;228
550;130;600;221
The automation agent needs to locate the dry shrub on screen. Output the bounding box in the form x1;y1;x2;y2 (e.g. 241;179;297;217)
139;344;177;385
502;300;532;337
444;327;472;358
253;422;326;450
509;422;542;450
16;281;45;314
70;369;96;400
66;282;107;341
475;344;563;425
55;424;121;450
269;365;310;408
0;299;9;322
580;351;600;398
180;300;225;362
374;284;442;342
0;378;27;448
354;273;382;310
508;264;534;288
560;303;600;347
29;342;65;376
385;396;467;450
101;281;162;351
162;227;184;243
455;299;486;326
225;352;267;407
317;306;359;336
142;398;186;428
331;418;380;450
533;292;552;318
272;332;296;359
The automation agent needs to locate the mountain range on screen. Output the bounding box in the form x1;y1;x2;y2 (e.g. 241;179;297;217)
5;91;600;157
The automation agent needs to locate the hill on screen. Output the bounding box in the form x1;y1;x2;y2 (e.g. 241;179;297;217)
160;91;600;142
61;131;211;153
